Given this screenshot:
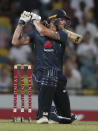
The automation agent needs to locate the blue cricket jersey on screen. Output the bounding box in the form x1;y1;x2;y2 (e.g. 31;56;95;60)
27;28;68;71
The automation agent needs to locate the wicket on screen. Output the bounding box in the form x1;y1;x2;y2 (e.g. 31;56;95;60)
13;64;32;123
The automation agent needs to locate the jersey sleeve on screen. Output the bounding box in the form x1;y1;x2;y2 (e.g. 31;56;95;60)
58;30;68;45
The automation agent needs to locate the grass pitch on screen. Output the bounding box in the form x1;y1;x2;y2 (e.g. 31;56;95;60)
0;120;98;131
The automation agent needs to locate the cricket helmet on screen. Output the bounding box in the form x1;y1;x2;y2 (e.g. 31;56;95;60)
42;9;71;29
47;9;70;21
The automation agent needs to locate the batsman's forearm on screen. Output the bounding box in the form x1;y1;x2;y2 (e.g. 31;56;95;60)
33;21;52;36
12;24;24;46
33;21;60;40
33;21;47;34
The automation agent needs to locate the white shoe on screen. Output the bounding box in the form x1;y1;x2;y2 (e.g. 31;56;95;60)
48;120;58;124
36;116;48;124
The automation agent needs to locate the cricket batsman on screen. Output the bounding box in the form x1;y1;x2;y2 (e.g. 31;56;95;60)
12;9;80;124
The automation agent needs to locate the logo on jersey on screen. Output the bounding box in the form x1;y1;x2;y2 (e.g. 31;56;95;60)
44;40;54;52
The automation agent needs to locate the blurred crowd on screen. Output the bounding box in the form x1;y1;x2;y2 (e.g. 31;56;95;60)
0;0;98;95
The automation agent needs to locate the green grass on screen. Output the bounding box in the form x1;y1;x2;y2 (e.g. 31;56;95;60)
0;120;98;131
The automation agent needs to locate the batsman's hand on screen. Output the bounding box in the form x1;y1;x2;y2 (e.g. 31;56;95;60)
30;12;41;23
18;11;31;25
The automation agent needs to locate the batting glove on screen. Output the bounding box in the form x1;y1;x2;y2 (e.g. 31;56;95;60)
18;11;31;25
30;12;41;23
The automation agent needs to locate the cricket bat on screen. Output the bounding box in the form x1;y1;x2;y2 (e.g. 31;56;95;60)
63;29;83;44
